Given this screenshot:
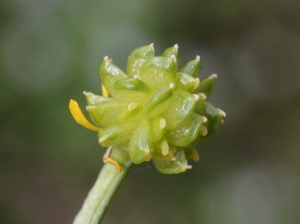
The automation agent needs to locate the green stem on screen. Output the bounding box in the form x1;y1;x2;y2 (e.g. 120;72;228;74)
73;145;133;224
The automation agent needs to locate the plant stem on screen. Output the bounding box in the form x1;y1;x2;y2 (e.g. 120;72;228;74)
73;145;133;224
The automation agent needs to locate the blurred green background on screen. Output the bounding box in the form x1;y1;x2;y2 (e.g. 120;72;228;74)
1;0;300;223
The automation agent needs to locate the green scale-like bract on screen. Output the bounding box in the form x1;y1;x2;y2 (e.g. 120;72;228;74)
85;44;225;174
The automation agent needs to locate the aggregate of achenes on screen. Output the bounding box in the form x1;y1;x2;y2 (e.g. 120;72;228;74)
84;44;225;174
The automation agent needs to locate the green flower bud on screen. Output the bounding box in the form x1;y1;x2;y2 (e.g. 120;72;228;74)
70;44;225;174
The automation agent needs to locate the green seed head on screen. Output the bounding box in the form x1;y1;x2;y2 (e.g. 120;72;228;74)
86;44;225;174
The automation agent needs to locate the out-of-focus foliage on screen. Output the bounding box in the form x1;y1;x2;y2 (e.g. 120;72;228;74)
0;0;299;223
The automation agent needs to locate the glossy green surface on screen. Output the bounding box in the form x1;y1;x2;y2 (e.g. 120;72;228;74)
86;44;225;174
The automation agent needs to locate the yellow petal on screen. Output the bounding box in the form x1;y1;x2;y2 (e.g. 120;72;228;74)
69;99;101;132
101;85;109;97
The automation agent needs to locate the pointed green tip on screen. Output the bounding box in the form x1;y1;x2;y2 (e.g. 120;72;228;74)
193;74;217;99
180;56;202;78
161;44;179;58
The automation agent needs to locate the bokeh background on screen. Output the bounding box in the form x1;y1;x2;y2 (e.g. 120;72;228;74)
1;0;300;223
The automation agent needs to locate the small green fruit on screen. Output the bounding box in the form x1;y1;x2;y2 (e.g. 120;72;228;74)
71;44;225;174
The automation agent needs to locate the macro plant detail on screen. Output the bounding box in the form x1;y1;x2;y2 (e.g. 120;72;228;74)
70;43;225;174
70;44;226;223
